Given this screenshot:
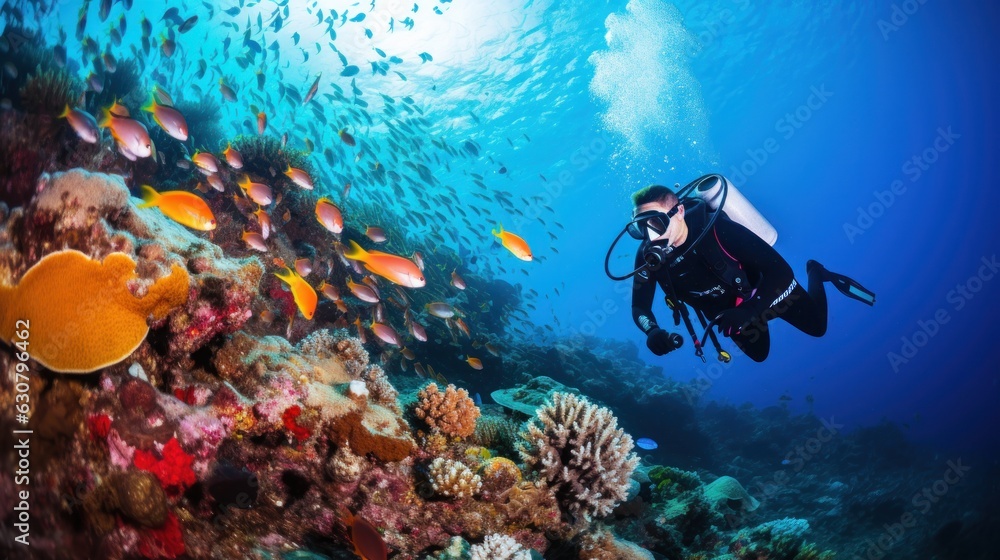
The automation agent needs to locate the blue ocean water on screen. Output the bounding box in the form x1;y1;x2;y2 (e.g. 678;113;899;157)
12;0;998;459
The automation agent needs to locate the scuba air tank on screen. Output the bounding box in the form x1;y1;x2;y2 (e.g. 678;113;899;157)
693;174;778;246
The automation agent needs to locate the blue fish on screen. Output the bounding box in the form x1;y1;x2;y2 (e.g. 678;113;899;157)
636;437;658;450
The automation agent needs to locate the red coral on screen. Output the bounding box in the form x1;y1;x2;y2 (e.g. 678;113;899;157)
281;405;311;442
269;281;297;317
88;414;112;440
137;510;185;559
133;438;197;497
173;385;196;405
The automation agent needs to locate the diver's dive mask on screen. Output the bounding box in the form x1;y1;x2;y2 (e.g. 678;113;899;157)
627;206;680;241
605;204;681;281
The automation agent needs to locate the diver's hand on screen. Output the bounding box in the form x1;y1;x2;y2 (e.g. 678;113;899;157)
646;328;682;355
716;305;760;337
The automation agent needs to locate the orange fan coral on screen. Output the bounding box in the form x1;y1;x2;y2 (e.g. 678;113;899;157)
414;382;480;439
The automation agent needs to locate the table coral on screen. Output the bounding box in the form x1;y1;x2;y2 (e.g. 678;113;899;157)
0;249;189;373
415;382;481;439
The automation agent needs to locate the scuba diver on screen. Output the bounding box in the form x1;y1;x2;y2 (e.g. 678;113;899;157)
605;174;876;363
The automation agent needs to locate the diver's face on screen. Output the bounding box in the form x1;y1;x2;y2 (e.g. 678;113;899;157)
635;201;688;247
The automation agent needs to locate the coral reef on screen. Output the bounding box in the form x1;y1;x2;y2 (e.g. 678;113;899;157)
429;457;482;500
19;66;85;116
469;533;530;560
519;392;639;521
415;382;481;439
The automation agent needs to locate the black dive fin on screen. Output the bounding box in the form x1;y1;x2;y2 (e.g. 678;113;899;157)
827;271;876;306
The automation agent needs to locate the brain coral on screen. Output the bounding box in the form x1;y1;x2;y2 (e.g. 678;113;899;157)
0;249;189;373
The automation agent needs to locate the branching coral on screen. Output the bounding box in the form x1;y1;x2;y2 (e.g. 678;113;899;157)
518;392;639;521
414;382;480;439
469;533;530;560
429;457;482;500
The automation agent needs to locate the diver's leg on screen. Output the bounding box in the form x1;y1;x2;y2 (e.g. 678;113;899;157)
775;263;828;337
731;321;771;362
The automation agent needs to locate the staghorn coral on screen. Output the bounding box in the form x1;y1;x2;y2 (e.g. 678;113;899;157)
0;250;189;373
19;65;85;116
414;382;480;439
469;533;530;560
429;457;482;500
518;392;639;521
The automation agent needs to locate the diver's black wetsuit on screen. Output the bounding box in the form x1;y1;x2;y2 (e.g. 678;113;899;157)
631;206;829;362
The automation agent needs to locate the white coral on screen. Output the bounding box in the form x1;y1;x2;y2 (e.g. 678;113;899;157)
429;457;482;499
470;533;530;560
519;392;639;520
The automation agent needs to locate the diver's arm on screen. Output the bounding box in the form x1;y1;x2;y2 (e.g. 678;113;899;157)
715;218;797;312
631;252;660;334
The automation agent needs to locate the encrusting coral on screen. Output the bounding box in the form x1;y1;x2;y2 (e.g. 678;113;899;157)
0;249;189;373
469;533;531;560
415;382;481;439
518;392;640;521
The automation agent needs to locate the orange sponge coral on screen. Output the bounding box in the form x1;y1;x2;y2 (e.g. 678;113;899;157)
0;250;189;373
414;382;480;439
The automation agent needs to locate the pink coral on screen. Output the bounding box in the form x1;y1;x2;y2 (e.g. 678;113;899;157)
414;382;480;439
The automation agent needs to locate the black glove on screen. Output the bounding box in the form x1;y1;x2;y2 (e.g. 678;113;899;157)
715;304;762;337
646;328;682;356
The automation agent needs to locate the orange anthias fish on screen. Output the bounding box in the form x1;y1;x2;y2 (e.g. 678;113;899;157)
223;142;243;169
451;270;466;290
346;279;380;303
365;226;387;243
492;223;533;261
284;166;313;190
242;230;267;252
465;356;483;370
370;321;401;346
274;266;317;320
138;185;216;230
192;150;220;174
425;302;455;319
343;240;425;288
315;198;344;233
238;175;273;206
256;111;267;135
342;508;388;560
141;95;188;141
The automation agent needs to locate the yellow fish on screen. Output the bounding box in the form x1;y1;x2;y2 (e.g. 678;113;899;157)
138;185;216;230
274;266;317;320
492;223;532;261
